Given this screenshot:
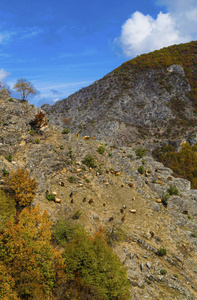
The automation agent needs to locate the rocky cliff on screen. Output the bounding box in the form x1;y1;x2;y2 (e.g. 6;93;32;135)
42;41;197;151
1;89;197;299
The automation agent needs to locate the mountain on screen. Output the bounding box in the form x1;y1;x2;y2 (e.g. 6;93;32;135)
0;88;197;299
42;41;197;152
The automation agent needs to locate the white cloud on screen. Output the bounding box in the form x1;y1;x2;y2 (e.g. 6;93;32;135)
116;0;197;57
0;68;11;82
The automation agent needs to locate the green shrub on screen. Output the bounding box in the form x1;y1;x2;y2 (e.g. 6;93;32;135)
68;149;75;159
46;193;56;201
2;169;10;176
136;147;146;158
191;231;197;238
108;153;112;157
141;159;146;165
152;178;156;183
85;178;90;183
168;185;179;195
173;274;179;278
5;155;12;162
106;225;127;246
67;176;76;183
157;247;167;256
127;154;133;159
62;128;70;134
138;165;145;174
35;138;40;144
160;269;167;275
97;164;103;175
29;129;36;135
8;97;14;102
72;210;82;220
97;145;106;154
60;145;64;150
162;193;170;207
82;154;97;168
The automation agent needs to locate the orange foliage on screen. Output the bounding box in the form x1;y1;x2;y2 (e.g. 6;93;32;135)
3;169;37;207
0;205;66;299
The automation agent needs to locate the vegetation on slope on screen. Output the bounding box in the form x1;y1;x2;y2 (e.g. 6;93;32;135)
153;142;197;189
0;171;130;299
115;41;197;109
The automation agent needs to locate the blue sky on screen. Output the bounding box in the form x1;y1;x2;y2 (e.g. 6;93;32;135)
0;0;196;106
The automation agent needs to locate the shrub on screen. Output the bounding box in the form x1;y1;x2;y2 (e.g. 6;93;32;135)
67;176;76;183
2;168;10;176
136;147;146;158
29;129;36;135
72;210;82;220
46;193;56;201
106;225;127;246
168;185;179;195
35;138;40;144
162;193;170;207
68;149;75;159
138;165;145;174
3;169;37;207
8;97;14;102
160;269;167;275
108;153;112;157
157;247;167;256
60;145;64;150
152;178;156;183
97;145;106;154
5;155;12;162
82;154;97;168
97;164;104;175
62;128;70;134
29;111;47;129
85;178;90;183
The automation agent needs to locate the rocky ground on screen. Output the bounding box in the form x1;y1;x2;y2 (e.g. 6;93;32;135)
0;90;197;299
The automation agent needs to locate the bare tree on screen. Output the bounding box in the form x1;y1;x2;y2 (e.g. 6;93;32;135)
13;78;37;100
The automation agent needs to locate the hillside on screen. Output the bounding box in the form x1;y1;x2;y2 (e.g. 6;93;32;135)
0;89;197;299
42;41;197;151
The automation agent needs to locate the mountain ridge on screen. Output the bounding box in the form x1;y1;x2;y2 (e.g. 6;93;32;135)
42;41;197;151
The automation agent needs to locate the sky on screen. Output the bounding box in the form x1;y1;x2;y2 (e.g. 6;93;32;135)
0;0;196;106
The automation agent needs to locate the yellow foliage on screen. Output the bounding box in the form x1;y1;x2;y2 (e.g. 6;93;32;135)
3;169;37;207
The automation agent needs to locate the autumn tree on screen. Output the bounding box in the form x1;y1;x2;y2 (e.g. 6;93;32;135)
13;78;37;100
3;169;37;207
0;205;66;299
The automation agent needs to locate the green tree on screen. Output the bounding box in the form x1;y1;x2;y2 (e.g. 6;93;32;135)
54;222;130;299
13;78;37;100
0;205;65;299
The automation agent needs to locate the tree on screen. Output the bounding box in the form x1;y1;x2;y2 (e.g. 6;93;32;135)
13;78;37;100
54;222;130;299
0;205;66;299
3;169;37;207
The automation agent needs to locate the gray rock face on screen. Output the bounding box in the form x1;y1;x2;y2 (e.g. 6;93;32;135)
41;64;196;151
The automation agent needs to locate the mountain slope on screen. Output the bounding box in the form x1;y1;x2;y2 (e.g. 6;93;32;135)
42;41;197;150
1;90;197;299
